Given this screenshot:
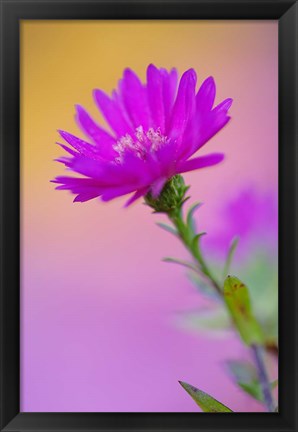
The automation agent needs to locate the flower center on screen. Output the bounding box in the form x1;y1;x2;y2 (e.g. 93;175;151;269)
113;126;168;163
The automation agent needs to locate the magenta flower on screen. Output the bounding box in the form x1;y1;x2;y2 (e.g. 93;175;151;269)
53;64;232;205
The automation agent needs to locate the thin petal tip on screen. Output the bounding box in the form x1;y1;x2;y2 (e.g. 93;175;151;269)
123;67;133;76
93;88;104;101
147;63;158;73
57;129;67;138
225;98;233;109
206;76;215;84
185;68;197;83
75;104;84;113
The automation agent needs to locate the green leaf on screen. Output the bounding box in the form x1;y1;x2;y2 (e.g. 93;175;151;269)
223;276;264;345
239;380;278;402
226;360;278;402
186;202;202;233
179;381;233;412
156;222;178;237
187;272;221;300
226;360;262;400
177;307;231;333
163;257;203;276
226;360;257;383
240;382;263;401
222;237;239;279
237;253;278;345
181;195;191;207
192;232;206;247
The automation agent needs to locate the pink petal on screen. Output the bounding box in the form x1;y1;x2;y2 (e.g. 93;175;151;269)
55;156;72;165
150;177;167;198
93;89;134;137
120;68;151;130
53;176;105;202
196;76;216;113
57;142;78;156
161;68;178;129
68;157;102;179
154;140;176;175
147;64;165;132
53;176;103;189
124;187;149;207
196;112;231;152
213;98;233;113
73;192;101;202
179;98;233;159
101;184;139;202
168;69;197;140
69;151;154;191
176;153;224;174
58;130;103;160
75;105;117;159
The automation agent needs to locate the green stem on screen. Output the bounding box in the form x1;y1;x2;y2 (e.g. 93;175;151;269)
252;345;275;412
168;208;222;295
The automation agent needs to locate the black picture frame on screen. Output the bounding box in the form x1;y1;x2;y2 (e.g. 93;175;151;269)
0;0;297;431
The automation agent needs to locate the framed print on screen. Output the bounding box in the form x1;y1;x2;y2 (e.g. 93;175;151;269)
0;0;297;431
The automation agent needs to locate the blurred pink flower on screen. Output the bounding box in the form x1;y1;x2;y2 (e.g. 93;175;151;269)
53;64;232;205
203;189;278;258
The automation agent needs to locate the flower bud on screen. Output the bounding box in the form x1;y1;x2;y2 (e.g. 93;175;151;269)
145;175;189;213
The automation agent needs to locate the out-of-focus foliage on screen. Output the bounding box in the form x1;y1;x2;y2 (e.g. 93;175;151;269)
223;276;264;346
176;189;278;348
179;381;233;412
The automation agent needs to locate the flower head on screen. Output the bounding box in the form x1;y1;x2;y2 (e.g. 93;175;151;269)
53;64;232;205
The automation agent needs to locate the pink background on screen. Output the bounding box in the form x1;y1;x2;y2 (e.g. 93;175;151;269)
21;20;278;412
